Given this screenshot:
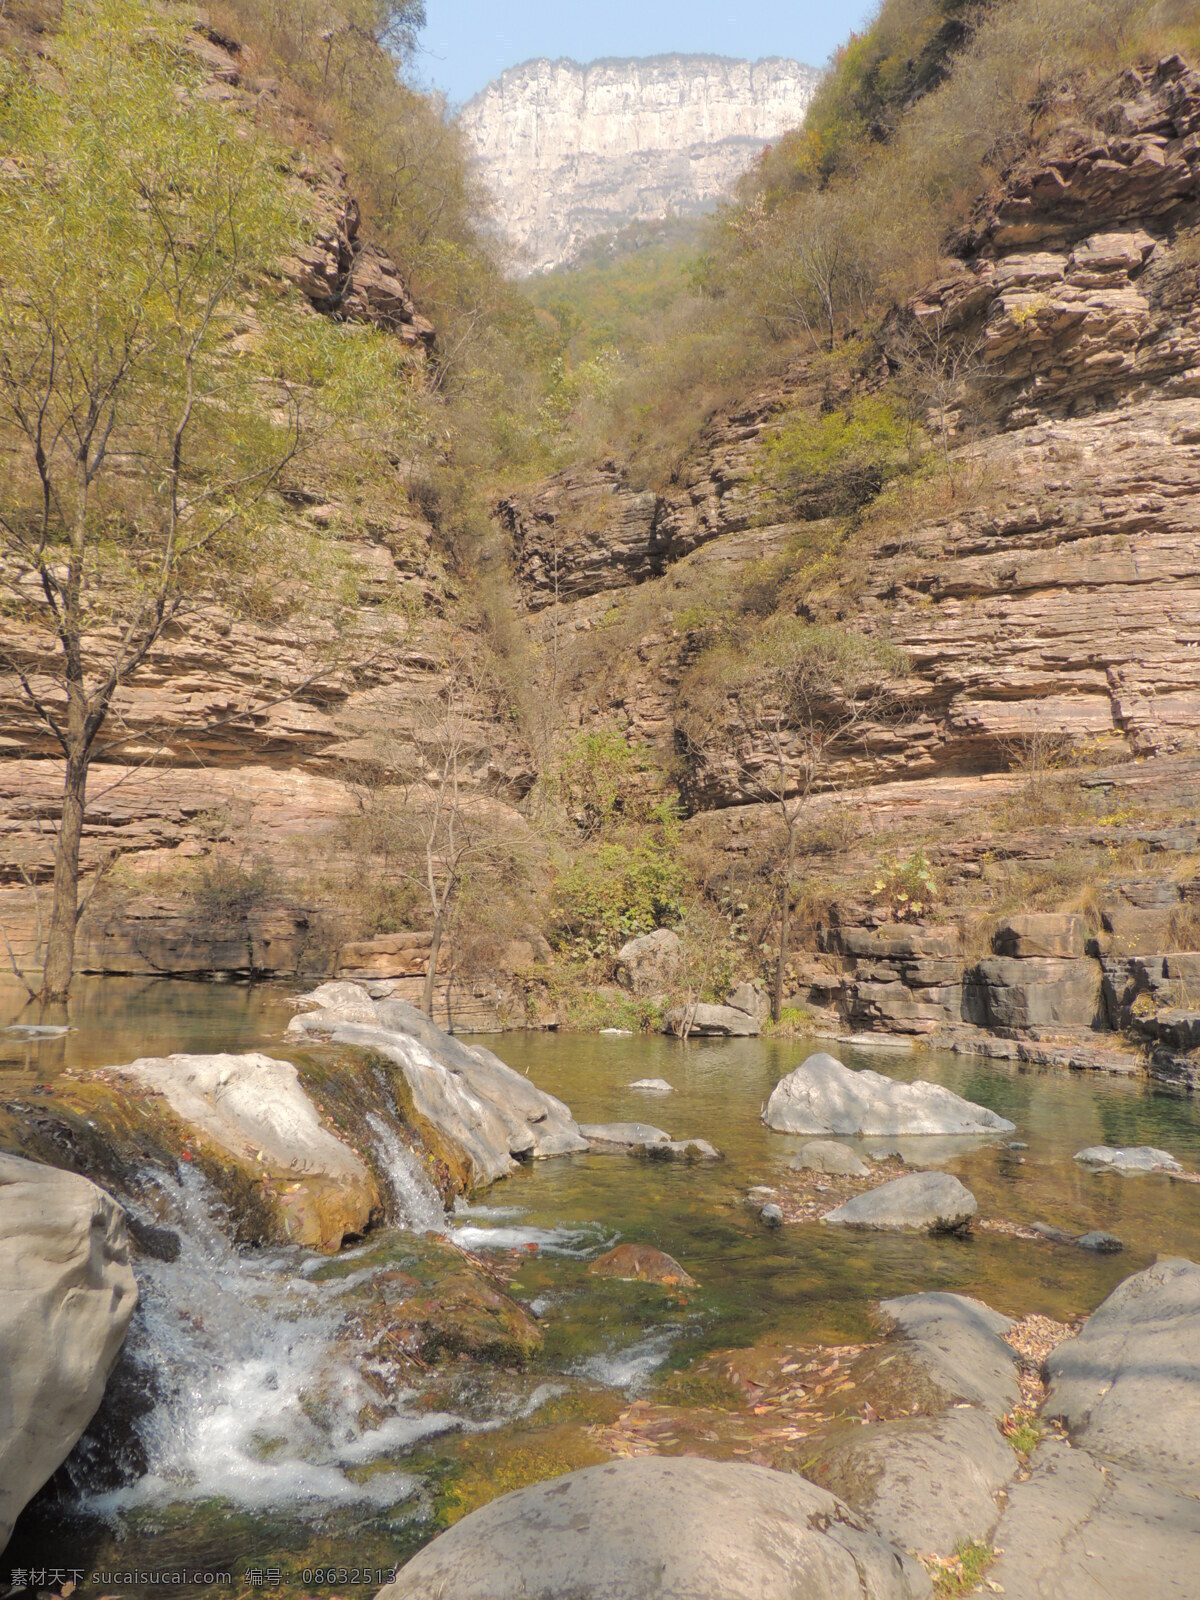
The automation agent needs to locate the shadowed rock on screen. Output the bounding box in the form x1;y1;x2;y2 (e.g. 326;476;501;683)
0;1154;139;1550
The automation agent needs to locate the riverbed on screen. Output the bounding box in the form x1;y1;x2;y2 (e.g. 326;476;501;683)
5;978;1200;1588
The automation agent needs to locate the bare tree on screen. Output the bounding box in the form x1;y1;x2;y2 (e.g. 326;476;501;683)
680;623;905;1022
891;304;985;493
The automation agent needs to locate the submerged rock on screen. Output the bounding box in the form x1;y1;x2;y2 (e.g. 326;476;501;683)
629;1077;674;1094
759;1203;784;1228
663;1002;761;1037
378;1455;931;1599
580;1121;672;1150
0;1153;138;1550
822;1172;977;1234
789;1139;871;1177
765;1052;1015;1138
110;1051;379;1251
1074;1144;1182;1173
588;1243;697;1287
288;983;588;1189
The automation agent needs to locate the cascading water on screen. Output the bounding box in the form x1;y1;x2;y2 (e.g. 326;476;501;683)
87;1165;456;1517
364;1111;448;1234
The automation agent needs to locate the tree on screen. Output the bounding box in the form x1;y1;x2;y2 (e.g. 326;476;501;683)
347;650;536;1017
0;0;425;1000
679;621;905;1022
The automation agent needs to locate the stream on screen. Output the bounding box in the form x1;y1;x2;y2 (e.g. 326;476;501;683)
4;978;1200;1589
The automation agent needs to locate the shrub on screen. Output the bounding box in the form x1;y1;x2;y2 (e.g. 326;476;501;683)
872;848;941;921
762;397;911;516
551;837;685;955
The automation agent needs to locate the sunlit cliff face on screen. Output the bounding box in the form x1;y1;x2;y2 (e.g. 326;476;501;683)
459;54;819;272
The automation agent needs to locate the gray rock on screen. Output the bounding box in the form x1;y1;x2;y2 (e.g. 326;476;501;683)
1032;1221;1078;1245
1076;1230;1123;1253
760;1203;784;1228
822;1172;977;1234
789;1139;870;1177
992;913;1087;959
581;1121;672;1150
1074;1144;1181;1173
629;1077;674;1094
288;983;588;1189
728;981;770;1021
764;1053;1014;1138
1045;1257;1200;1489
379;1455;932;1599
974;956;1102;1029
988;1438;1200;1600
872;1292;1021;1420
664;1002;761;1037
809;1406;1014;1556
0;1154;139;1550
616;929;682;993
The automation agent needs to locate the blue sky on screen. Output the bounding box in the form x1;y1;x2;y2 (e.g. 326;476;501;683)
415;0;878;108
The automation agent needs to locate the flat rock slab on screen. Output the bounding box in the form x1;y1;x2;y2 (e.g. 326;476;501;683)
1045;1257;1200;1489
868;1292;1020;1421
581;1121;672;1149
808;1406;1014;1556
646;1138;723;1162
0;1154;138;1550
629;1078;674;1094
588;1243;697;1287
988;1438;1200;1599
822;1172;977;1234
663;1003;761;1037
790;1139;870;1177
289;984;588;1188
765;1053;1014;1138
1074;1144;1182;1172
110;1051;378;1250
379;1455;932;1599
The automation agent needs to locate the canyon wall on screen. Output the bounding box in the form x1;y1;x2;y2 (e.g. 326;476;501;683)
458;54;820;271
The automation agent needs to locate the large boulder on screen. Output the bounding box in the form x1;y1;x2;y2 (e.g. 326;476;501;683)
615;929;681;993
728;981;770;1022
808;1406;1014;1555
0;1154;138;1550
378;1455;931;1599
764;1053;1014;1137
110;1051;380;1251
822;1172;977;1234
663;1003;761;1037
1044;1257;1200;1487
288;984;588;1188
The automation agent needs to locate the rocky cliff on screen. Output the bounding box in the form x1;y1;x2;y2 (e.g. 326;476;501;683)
459;54;820;272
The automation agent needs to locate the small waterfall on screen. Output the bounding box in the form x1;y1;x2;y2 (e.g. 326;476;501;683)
365;1111;448;1233
85;1165;456;1516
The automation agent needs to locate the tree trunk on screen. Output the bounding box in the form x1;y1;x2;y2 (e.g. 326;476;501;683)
422;911;444;1017
40;741;89;1002
772;825;796;1025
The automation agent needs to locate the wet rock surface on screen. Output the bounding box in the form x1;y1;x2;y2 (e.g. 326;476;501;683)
380;1454;931;1599
110;1050;379;1251
288;983;588;1188
764;1053;1015;1138
588;1243;697;1288
0;1153;138;1549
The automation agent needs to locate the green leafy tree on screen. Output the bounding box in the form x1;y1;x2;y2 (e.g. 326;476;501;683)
0;0;423;1000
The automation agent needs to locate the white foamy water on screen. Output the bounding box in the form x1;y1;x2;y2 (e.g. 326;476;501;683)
574;1328;680;1394
365;1111;448;1233
92;1167;460;1516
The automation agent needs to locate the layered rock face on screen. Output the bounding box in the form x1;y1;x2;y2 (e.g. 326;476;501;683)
459;55;819;271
